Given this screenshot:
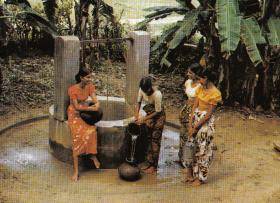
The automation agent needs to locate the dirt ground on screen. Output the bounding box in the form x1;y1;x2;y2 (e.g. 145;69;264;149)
0;106;280;203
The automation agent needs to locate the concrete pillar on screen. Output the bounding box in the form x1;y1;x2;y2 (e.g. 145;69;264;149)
125;31;150;105
54;36;80;121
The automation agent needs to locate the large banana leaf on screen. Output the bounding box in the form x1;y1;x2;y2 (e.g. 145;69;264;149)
17;11;58;37
146;7;187;18
4;0;57;37
0;16;13;19
267;17;280;46
98;0;115;21
41;0;57;23
216;0;241;54
151;23;180;52
4;0;31;8
176;0;196;9
176;0;187;7
136;7;187;30
168;11;198;50
160;49;172;67
143;6;182;12
241;18;265;66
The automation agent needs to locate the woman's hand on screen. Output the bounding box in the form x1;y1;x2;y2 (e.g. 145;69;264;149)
188;127;193;138
188;126;198;138
134;113;139;121
135;116;145;125
88;105;98;111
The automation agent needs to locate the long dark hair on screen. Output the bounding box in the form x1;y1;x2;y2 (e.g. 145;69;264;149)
139;76;153;93
196;68;216;83
75;68;91;83
188;63;202;75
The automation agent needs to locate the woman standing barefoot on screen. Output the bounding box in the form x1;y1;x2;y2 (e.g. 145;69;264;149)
135;76;166;174
178;64;201;181
188;69;222;186
67;68;101;181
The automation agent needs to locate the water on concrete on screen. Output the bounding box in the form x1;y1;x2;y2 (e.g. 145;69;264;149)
0;121;180;179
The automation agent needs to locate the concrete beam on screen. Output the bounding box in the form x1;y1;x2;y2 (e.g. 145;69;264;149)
125;31;150;105
54;36;80;121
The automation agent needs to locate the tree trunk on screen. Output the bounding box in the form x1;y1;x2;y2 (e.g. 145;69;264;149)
80;0;90;66
92;0;100;39
42;0;57;24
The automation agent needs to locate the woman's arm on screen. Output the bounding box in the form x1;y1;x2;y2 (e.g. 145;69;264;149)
135;89;143;120
188;97;199;137
189;97;198;129
135;101;142;119
90;92;100;109
72;99;97;112
142;111;160;121
193;104;215;130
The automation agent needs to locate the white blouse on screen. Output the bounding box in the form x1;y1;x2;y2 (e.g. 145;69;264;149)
185;79;201;99
137;88;162;112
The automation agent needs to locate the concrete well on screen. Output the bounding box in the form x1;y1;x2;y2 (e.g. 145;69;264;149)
49;96;135;168
49;31;150;169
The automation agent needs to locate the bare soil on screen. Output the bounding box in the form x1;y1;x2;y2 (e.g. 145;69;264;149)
1;56;280;202
0;107;280;203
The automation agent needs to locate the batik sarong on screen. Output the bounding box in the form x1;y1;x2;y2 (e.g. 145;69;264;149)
143;104;166;168
192;108;215;182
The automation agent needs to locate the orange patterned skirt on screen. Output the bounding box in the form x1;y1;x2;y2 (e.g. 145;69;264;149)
67;105;97;155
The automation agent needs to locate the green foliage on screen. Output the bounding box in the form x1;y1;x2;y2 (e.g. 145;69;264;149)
17;10;57;37
56;0;73;34
4;0;31;8
216;0;241;54
168;11;198;50
136;7;188;30
176;0;187;7
3;0;58;37
42;0;57;23
267;17;280;45
240;18;265;66
151;23;180;52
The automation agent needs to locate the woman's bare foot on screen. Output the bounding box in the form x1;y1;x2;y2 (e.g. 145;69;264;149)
71;173;79;182
184;177;195;183
181;168;188;174
143;166;156;174
191;178;202;186
91;156;100;169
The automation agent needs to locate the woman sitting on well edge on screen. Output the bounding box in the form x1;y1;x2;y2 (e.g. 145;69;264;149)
67;68;101;182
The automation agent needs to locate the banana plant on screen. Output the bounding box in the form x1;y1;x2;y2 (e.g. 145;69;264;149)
138;0;280;68
42;0;57;24
4;0;58;37
136;2;198;67
74;0;117;39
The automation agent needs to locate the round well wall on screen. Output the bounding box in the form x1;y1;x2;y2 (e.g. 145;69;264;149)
49;96;134;169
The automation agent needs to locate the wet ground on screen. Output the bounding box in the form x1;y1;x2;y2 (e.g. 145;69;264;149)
1;109;280;202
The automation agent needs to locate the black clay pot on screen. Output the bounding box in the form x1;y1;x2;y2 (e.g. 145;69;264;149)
80;108;103;125
118;162;141;181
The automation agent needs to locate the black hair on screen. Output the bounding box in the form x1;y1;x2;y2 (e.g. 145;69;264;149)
188;63;203;75
196;68;216;83
139;76;153;93
75;68;91;83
